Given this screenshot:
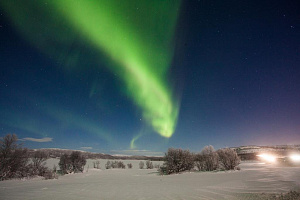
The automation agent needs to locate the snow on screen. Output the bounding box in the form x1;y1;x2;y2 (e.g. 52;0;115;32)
0;160;299;200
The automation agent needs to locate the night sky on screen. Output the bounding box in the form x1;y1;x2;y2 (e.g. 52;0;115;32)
1;1;299;156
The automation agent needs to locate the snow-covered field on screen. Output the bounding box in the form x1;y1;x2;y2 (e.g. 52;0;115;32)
1;160;299;200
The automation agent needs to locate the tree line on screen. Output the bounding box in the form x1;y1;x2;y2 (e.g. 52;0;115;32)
1;134;240;180
0;134;57;180
160;146;240;175
0;134;88;180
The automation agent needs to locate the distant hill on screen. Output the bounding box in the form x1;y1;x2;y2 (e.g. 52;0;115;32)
28;145;300;161
231;145;300;160
28;148;164;161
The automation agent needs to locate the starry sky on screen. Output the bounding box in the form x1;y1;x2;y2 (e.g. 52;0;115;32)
1;1;299;156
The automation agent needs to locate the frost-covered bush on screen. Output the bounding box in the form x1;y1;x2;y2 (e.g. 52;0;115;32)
163;148;194;174
111;161;118;168
106;161;125;169
117;161;125;169
70;151;86;173
194;153;206;171
146;160;153;169
58;153;72;174
111;161;123;168
58;151;86;174
217;148;240;170
196;145;219;171
139;161;144;169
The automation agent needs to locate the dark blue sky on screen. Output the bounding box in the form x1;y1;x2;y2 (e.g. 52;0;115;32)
1;1;299;155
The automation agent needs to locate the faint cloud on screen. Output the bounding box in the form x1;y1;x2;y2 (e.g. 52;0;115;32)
80;147;93;150
21;137;53;142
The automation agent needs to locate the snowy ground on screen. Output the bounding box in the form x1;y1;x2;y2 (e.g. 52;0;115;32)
1;160;299;200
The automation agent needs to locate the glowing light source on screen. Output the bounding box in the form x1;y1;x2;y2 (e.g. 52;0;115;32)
257;154;276;163
290;154;300;162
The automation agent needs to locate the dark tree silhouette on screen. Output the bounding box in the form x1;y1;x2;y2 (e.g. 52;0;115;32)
0;134;29;180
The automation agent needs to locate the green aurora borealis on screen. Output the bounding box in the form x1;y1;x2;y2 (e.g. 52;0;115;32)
2;0;300;153
1;1;181;145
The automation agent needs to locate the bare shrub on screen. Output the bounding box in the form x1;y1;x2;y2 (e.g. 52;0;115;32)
32;150;48;176
0;134;29;180
146;160;153;169
117;161;125;169
154;164;160;169
111;161;118;168
139;161;144;169
163;148;194;174
105;161;125;169
261;190;300;200
53;165;57;173
196;145;219;171
158;165;168;175
217;148;240;170
59;151;86;174
43;169;58;180
279;190;300;200
93;160;100;169
127;163;132;169
105;161;111;169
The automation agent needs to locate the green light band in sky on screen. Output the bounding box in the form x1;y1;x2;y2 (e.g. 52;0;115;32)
1;0;181;139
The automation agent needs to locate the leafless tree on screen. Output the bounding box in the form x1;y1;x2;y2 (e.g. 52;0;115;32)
70;151;86;173
32;150;48;176
194;153;206;171
0;134;29;180
58;153;71;174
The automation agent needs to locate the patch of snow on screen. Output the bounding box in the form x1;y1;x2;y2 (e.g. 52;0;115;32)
0;161;299;200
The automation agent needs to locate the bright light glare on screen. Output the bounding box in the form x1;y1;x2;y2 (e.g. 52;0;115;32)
257;154;276;163
290;154;300;162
